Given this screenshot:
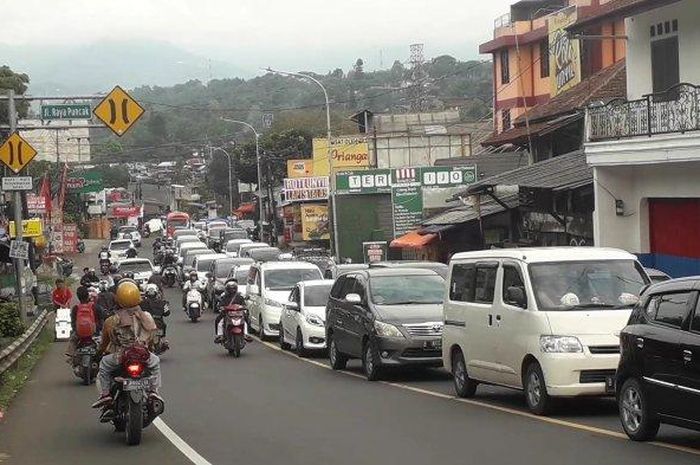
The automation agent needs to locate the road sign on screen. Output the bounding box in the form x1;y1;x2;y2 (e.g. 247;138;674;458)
9;219;44;238
9;240;29;260
0;132;38;174
93;86;145;136
41;104;92;120
2;176;32;191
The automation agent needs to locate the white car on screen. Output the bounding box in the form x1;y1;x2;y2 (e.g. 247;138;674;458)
226;263;253;297
108;239;134;261
192;253;227;283
117;225;142;247
246;261;323;340
442;247;650;415
238;242;269;259
117;258;156;287
224;239;252;258
280;279;334;355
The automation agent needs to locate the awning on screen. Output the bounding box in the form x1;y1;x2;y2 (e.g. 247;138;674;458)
234;203;256;216
390;231;437;249
481;114;582;148
419;224;457;234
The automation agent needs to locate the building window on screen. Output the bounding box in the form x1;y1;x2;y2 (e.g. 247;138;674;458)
500;49;510;84
540;40;550;78
651;36;680;95
502;109;511;131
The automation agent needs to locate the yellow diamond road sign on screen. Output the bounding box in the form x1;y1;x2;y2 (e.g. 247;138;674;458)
93;85;145;136
0;132;38;174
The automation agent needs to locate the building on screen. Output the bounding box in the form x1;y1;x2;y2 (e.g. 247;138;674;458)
20;119;91;163
481;0;626;135
575;0;700;277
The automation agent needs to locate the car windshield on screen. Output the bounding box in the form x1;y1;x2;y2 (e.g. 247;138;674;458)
215;261;235;278
120;226;136;233
304;284;333;307
529;260;648;311
196;258;216;271
370;275;445;305
226;242;246;252
251;249;281;261
186;253;211;266
264;268;322;291
119;261;152;273
169;218;188;227
224;230;248;240
234;268;251;281
111;242;130;250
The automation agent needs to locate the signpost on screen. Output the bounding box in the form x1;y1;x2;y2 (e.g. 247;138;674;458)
0;132;38;174
9;240;29;260
41;104;92;120
1;176;32;191
93;86;145;136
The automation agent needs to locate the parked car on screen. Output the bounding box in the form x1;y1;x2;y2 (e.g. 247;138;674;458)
645;267;671;284
323;263;369;280
246;261;323;340
248;247;282;263
117;225;142;247
442;247;650;415
239;242;270;259
224;239;253;257
117;258;156;287
280;279;335;355
326;268;445;380
369;260;448;279
616;277;700;441
108;239;134;261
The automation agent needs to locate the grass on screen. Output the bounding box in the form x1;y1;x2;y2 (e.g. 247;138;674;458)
0;326;53;416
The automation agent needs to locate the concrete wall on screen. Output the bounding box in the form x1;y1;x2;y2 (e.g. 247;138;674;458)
593;161;700;253
20;120;91;163
626;0;700;99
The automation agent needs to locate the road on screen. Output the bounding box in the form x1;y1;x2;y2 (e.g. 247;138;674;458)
1;216;700;464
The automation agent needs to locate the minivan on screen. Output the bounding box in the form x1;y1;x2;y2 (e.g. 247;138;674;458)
246;261;322;340
239;242;270;259
442;247;649;415
225;239;253;257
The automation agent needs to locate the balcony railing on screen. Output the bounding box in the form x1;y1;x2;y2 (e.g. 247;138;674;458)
587;83;700;142
494;13;512;30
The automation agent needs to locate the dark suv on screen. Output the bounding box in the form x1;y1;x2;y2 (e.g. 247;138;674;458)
617;277;700;441
326;268;445;381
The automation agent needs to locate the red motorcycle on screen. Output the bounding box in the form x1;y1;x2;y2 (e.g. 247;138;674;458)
219;304;247;357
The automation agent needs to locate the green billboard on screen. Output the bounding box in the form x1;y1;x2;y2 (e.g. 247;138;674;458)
66;171;103;194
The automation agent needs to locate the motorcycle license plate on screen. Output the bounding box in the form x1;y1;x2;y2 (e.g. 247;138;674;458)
122;378;150;391
77;347;96;355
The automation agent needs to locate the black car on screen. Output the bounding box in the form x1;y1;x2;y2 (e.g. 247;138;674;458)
326;268;445;381
616;277;700;441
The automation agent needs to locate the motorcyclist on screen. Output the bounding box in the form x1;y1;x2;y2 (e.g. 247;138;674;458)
92;281;161;409
141;284;170;338
94;280;117;324
98;246;111;262
65;286;100;360
162;248;177;267
214;280;250;343
80;268;100;287
125;244;138;259
181;270;203;311
147;272;164;292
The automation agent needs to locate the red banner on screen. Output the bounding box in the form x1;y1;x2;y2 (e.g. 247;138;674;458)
112;206;141;218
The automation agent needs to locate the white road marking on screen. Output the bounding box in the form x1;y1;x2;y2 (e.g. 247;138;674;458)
154;417;214;465
256;337;700;457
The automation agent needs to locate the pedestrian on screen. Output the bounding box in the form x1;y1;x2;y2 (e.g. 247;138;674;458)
52;278;73;309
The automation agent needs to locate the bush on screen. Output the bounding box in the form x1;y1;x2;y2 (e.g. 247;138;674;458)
0;303;26;338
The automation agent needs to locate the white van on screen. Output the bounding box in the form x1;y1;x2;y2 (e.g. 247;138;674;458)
442;247;649;415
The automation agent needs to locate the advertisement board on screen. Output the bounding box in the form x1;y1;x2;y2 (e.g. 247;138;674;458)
362;241;388;264
9;219;44;238
111;205;141;218
301;204;330;240
62;223;79;254
283;176;329;201
335;169;392;195
312;136;370;175
66;171;103;194
549;5;581;96
286;159;314;178
26;193;47;215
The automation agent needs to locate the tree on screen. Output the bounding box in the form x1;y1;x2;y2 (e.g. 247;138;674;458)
0;65;30;129
352;59;365;79
147;113;168;144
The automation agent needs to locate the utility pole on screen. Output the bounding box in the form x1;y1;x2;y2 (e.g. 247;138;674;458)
7;90;24;319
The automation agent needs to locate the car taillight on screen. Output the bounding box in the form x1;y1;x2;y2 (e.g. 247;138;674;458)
126;362;144;378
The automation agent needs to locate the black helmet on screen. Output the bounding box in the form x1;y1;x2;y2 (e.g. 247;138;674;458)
225;280;238;291
189;271;198;280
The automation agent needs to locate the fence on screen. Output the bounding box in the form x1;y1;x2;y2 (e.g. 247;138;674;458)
0;310;48;375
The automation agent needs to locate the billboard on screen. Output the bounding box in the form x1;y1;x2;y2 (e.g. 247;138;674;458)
301;204;330;241
549;5;581;96
111;205;141;218
283;176;329;201
66;171;103;194
286;159;314;178
312;136;370;175
26;194;47;215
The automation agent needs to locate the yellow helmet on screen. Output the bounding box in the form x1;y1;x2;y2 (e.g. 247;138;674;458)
115;281;142;308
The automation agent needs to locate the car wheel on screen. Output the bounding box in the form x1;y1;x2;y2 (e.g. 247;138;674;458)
619;378;660;441
296;328;308;358
362;340;382;381
451;350;477;398
328;334;347;370
258;317;269;341
524;362;553;415
279;324;291;350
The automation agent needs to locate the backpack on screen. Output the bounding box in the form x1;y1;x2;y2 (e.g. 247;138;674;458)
75;303;97;338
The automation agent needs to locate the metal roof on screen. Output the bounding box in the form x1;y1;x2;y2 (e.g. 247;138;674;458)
422;194;519;226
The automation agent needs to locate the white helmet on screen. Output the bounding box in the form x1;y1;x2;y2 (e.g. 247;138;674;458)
145;283;159;297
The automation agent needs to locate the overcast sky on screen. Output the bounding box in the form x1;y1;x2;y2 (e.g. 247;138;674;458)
7;0;513;73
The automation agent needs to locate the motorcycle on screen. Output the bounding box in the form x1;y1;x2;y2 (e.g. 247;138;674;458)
218;304;247;357
72;336;100;385
151;315;170;355
162;265;178;288
100;345;164;446
56;257;74;278
77;239;85;253
185;288;202;322
100;259;111;275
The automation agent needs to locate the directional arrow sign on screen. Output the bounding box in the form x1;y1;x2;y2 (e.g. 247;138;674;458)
0;132;38;174
93;85;145;136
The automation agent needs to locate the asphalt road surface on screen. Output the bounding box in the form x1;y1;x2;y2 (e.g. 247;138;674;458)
1;235;700;464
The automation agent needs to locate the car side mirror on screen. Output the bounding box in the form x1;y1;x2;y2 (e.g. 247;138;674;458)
505;286;527;308
286;301;299;311
345;293;362;304
248;284;259;295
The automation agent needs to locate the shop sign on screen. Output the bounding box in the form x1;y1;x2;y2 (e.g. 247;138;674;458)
301;204;330;240
362;241;388;264
335;169;392;195
286;159;314;178
26;193;47;214
111;205;141;218
283;176;329;201
9;218;44;238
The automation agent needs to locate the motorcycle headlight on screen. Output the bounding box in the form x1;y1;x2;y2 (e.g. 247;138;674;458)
305;314;324;327
264;298;284;308
539;336;583;353
373;321;404;338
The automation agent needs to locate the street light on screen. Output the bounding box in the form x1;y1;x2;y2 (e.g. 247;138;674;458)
210;146;234;216
264;67;338;259
219;118;263;238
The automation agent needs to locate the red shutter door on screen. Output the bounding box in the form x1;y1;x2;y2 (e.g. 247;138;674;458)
649;199;700;259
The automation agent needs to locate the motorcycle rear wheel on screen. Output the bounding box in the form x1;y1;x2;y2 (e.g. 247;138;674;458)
82;367;92;386
125;397;143;446
229;335;242;357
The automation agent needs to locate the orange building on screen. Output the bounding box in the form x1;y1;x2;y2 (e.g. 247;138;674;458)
480;0;626;134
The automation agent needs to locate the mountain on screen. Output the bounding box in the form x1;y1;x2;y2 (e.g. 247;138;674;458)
0;40;251;95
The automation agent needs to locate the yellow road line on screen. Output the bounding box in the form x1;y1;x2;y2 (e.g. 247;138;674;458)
254;337;700;457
